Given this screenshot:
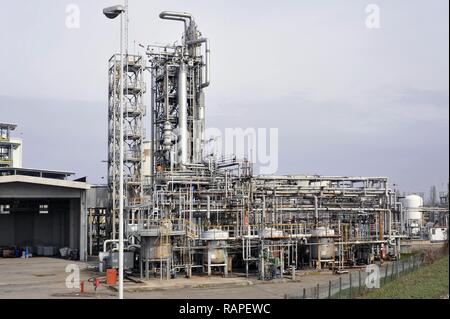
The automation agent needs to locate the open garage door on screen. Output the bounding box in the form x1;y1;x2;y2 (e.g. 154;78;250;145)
0;199;77;256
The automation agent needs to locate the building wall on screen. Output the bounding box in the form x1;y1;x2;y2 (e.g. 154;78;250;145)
11;138;22;168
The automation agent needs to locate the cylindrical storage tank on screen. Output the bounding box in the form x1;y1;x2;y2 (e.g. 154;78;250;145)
149;244;172;260
203;230;228;265
400;195;423;221
311;227;335;261
142;237;172;260
208;242;227;264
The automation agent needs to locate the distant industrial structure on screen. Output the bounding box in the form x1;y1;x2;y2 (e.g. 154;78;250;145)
0;123;22;168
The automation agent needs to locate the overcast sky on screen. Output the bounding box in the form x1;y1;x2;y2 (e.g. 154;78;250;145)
0;0;448;196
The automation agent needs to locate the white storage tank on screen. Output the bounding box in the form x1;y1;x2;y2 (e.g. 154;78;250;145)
311;227;335;261
400;195;423;221
202;229;229;267
207;241;227;264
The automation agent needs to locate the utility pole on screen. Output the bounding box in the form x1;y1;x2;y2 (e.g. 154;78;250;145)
103;3;126;300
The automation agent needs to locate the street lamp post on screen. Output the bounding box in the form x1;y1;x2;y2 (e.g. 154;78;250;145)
103;4;125;300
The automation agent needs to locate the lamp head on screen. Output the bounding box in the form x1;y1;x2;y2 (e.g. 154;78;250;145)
103;5;125;19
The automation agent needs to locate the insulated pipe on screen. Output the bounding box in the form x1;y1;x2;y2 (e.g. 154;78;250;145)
314;196;319;225
159;11;193;33
178;63;188;168
127;244;141;250
159;11;193;22
104;239;129;253
207;196;211;223
396;202;404;233
104;239;119;253
187;38;210;88
388;209;392;239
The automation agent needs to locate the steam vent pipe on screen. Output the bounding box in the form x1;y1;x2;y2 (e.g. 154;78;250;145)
187;38;211;89
159;11;192;31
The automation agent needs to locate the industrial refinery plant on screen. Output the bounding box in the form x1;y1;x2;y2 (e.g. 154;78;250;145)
0;3;448;303
97;10;449;281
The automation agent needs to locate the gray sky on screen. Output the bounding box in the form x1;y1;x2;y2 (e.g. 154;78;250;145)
0;0;448;195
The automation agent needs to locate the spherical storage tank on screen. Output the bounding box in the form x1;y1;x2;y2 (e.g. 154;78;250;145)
400;195;423;221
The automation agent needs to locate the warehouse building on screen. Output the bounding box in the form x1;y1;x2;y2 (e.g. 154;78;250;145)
0;124;90;261
0;168;90;261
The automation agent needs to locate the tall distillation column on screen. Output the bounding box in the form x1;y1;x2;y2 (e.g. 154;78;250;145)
147;12;210;173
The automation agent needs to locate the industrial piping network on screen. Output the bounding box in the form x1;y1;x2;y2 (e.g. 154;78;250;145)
103;11;416;281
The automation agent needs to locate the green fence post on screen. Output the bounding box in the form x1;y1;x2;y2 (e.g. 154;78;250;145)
359;270;362;295
349;273;353;299
328;280;332;299
391;261;394;279
394;261;397;278
384;264;388;285
339;276;342;299
317;283;320;299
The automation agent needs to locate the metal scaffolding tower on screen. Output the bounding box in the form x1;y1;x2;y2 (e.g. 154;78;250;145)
108;54;146;238
0;123;20;168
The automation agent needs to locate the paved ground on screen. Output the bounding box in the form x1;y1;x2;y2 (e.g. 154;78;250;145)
0;257;350;299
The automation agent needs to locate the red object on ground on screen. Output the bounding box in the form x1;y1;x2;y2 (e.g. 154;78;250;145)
106;269;118;285
80;281;85;294
94;278;101;291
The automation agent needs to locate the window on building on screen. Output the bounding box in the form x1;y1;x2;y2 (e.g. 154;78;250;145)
0;147;11;160
39;204;49;214
0;205;11;214
0;128;8;140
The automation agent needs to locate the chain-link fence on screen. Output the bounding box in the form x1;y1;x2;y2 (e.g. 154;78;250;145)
286;255;425;299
